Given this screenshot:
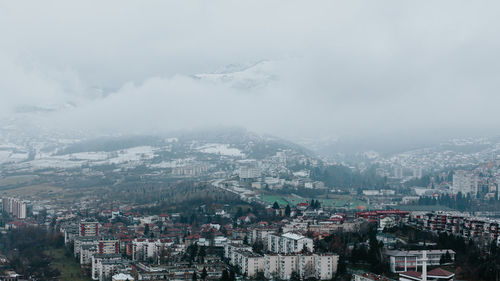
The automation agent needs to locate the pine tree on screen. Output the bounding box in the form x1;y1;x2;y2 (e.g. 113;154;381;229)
201;267;208;280
199;246;206;263
290;271;301;281
445;250;452;263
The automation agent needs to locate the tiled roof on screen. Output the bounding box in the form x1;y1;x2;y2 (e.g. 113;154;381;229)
428;267;454;277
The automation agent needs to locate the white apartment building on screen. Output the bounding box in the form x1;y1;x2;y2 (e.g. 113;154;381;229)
260;253;338;280
265;254;280;279
2;197;28;219
298;254;316;279
132;238;173;261
315;254;338;280
278;254;298;280
80;244;98;264
91;254;122;281
394;166;403;179
74;236;99;258
239;166;261;180
267;232;314;254
385;249;455;273
61;224;79;244
452;170;478;195
98;260;128;281
224;243;252;264
248;227;277;244
232;250;265;277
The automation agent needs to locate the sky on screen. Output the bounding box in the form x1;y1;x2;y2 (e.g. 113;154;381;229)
1;1;500;142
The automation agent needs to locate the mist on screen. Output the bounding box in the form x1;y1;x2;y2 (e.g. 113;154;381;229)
1;1;500;143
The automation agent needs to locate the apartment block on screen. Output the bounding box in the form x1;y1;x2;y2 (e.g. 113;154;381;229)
2;197;28;219
80;220;99;236
385;249;455;273
267;232;314;254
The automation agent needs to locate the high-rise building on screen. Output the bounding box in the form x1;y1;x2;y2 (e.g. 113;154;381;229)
2;197;28;219
239;166;261;180
412;167;423;179
452;170;478;195
267;232;314;254
80;220;99;236
393;166;404;179
99;238;119;254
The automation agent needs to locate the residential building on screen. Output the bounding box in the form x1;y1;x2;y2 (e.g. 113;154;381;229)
260;253;338;280
81;220;99;237
99;238;119;254
74;236;99;258
239;166;261;180
314;254;338;280
452;170;477;195
132;238;173;261
385;249;455;273
267;232;314;254
2;197;27;219
91;253;122;281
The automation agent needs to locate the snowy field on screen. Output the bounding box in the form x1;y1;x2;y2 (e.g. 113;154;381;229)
197;143;244;157
8;146;158;170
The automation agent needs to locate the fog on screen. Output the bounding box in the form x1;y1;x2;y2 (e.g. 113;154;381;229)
1;1;500;142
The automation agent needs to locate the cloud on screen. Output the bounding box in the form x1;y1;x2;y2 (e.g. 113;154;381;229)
1;1;500;140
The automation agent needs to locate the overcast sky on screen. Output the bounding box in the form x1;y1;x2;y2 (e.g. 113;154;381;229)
1;1;500;141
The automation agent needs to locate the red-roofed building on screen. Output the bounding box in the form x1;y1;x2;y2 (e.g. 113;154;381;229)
399;267;454;281
297;202;309;211
184;234;201;247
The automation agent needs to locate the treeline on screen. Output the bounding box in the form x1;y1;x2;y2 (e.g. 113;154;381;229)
313;222;374;278
436;231;500;280
310;165;387;190
404;170;454;188
417;192;474;211
0;226;63;279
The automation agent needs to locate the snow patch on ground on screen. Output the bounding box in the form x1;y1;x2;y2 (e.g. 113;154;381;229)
52;151;109;161
0;150;29;163
102;146;156;164
150;158;196;168
16;146;157;170
197;144;244;157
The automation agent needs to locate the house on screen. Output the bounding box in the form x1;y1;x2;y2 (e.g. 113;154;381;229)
376;233;398;249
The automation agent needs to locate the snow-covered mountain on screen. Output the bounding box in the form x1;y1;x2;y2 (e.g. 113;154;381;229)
193;60;278;89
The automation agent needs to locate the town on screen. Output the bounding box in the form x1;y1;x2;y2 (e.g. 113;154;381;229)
2;1;500;280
